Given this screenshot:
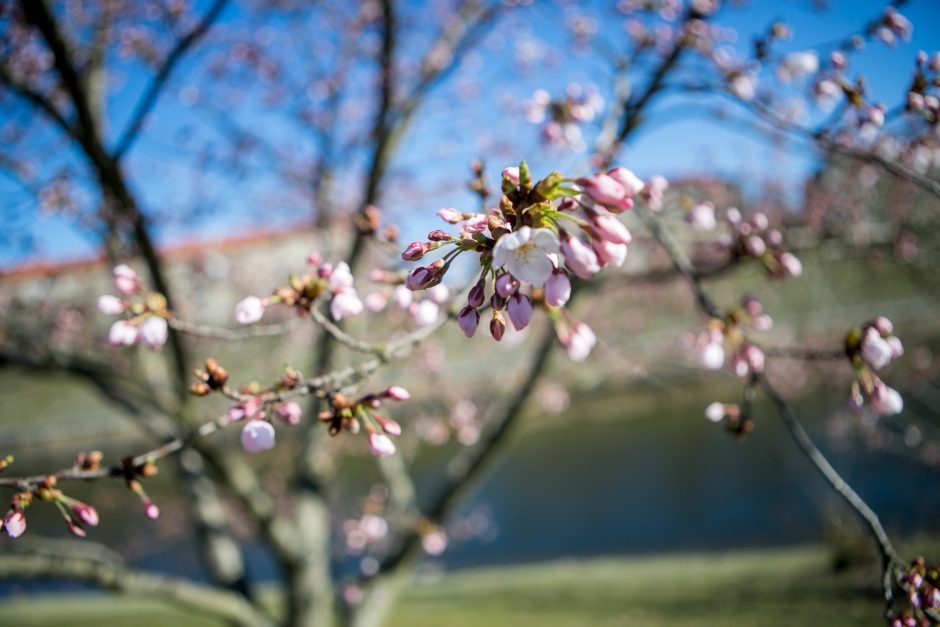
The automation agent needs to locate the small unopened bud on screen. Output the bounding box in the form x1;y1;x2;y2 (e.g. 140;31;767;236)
383;386;410;401
490;311;506;341
427;230;454;242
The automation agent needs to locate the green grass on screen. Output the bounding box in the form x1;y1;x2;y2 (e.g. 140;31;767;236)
5;542;926;626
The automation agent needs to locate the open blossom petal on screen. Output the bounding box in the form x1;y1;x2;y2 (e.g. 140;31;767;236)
492;227;559;287
241;420;276;453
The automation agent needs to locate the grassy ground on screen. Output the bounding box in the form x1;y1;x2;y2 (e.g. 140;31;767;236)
4;541;929;627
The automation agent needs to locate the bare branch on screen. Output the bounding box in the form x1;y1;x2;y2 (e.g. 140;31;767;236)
0;546;274;627
113;0;230;160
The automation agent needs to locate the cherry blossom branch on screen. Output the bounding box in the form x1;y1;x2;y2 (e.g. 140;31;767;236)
759;374;903;618
0;544;275;627
113;0;230;160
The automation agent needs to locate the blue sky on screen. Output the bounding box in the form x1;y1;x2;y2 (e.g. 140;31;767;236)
2;0;938;268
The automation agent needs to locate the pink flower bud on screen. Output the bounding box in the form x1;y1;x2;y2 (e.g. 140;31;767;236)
384;386;410;401
561;234;600;279
113;264;141;295
409;300;440;327
364;291;388;312
501;167;520;185
427;230;453;242
705;402;725;423
235;296;266;324
778;252;802;278
307;251;323;267
687;202;716;230
376;415;402;436
96;295;124;315
457;306;480;337
437;207;463;223
507;294;533;331
871;383;903;416
592;213;632;244
698;341;725;370
66;518;87;537
3;510;26;538
402;241;432;261
405;260;444;291
108;320;139;346
592;240;627;268
467;278;486;308
544;270;571;308
241;420;276;453
392;285;413;309
328;262;355;292
139;316;168;349
495;273;519;298
427;283;450;304
275;401;303;426
144;502;160;520
606;167;645;197
874;316;894;335
331;290;364;321
421;528;449;555
368;432;396;457
72;502;99;527
861;327;893;370
490;311;506;341
744;344;765;374
578;173;631;212
745;235;767;257
563;321;596;361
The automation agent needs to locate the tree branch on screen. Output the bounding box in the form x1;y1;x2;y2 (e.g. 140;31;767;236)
113;0;230;160
0;547;274;627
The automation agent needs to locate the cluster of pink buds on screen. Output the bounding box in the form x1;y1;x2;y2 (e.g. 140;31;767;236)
98;264;169;349
234;252;363;325
363;270;450;327
696;294;771;377
846;317;904;416
2;476;100;539
318;386;409;457
191;360;306;453
873;6;913;46
906;52;940;125
723;208;802;279
403;162;643;361
893;557;940;626
704;401;752;439
523;84;604;152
